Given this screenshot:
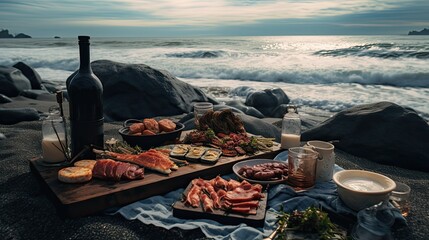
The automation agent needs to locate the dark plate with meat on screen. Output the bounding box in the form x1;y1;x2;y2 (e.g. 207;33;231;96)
172;176;267;227
233;159;288;185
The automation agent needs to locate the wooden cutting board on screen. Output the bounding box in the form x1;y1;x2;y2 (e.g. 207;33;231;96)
30;141;282;218
173;181;268;228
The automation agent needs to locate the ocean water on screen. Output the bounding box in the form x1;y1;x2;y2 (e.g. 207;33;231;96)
1;36;428;119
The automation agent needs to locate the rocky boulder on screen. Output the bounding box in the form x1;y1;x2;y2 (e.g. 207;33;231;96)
245;88;290;117
67;60;217;121
13;62;43;89
0;94;13;104
0;108;40;125
0;66;31;97
225;100;264;118
302;102;429;172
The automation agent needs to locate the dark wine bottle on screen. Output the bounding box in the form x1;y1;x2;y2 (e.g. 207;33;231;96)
67;36;103;159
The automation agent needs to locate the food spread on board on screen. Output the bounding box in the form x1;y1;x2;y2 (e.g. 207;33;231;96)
183;176;264;215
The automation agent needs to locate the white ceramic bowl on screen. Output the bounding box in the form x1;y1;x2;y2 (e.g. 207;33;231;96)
333;170;396;211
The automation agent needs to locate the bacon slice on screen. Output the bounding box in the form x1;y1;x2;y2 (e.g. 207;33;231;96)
227;179;241;191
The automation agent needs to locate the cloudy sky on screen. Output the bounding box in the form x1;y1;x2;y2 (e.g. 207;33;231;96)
1;0;428;37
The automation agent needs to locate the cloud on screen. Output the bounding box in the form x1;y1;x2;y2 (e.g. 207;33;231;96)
1;0;428;36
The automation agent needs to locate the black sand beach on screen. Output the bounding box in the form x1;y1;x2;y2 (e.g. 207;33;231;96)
1;97;428;240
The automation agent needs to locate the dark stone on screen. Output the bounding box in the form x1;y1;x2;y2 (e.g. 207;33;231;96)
302;102;429;172
67;60;218;121
13;62;43;89
42;80;63;93
270;104;290;118
0;94;13;104
225;100;264;118
0;108;40;125
0;66;31;97
14;33;31;38
0;29;13;38
20;89;52;100
180;112;281;142
245;88;290;117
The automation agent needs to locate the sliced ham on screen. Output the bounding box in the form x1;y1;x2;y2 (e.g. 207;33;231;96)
186;185;201;208
92;159;144;181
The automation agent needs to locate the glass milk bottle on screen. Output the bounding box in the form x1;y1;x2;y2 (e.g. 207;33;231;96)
281;105;301;149
42;114;67;163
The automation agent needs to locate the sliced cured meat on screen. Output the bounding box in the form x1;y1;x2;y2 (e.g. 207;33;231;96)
204;182;220;209
227;179;241;191
192;178;206;187
186;185;201;208
92;159;115;179
213;175;228;190
216;189;227;199
115;162;130;180
226;200;259;208
201;194;214;212
92;159;144;181
94;149;176;175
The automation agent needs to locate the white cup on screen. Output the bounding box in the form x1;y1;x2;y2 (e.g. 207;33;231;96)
305;140;335;182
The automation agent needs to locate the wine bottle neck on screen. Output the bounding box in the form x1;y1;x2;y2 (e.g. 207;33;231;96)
79;42;91;72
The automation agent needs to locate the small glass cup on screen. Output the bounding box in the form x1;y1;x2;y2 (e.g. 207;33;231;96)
389;182;411;217
42;114;68;163
194;102;213;128
287;147;318;189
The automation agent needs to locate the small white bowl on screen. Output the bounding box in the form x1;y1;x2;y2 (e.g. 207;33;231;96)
333;170;396;211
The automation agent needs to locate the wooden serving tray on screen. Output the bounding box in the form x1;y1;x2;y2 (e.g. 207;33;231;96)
30;143;282;218
173;181;268;228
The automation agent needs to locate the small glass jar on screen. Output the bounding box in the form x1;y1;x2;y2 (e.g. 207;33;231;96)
42;114;68;163
194;102;213;129
281;105;301;149
389;182;411;217
287;147;318;189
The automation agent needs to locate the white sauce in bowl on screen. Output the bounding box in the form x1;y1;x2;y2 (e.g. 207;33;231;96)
342;178;385;192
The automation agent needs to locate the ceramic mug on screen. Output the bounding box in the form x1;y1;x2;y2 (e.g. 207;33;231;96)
305;140;335;182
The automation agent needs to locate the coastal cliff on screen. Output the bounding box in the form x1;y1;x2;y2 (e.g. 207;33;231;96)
408;28;429;35
0;29;31;38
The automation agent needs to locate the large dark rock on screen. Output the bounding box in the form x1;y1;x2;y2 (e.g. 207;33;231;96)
0;94;13;104
225;100;264;118
302;102;429;172
0;66;31;97
67;60;218;121
245;88;290;117
20;89;52;100
14;33;31;38
13;62;43;89
0;108;40;125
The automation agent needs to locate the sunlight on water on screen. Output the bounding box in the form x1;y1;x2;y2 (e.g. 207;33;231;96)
1;36;428;118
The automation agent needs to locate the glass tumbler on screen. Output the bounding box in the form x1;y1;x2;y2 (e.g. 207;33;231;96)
287;147;318;189
389;182;411;217
194;102;213;129
42;115;67;163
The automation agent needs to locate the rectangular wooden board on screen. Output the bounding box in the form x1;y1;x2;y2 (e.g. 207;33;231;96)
172;181;268;228
30;140;282;218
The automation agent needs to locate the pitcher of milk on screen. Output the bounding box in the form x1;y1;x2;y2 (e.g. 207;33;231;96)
281;105;301;149
305;140;335;182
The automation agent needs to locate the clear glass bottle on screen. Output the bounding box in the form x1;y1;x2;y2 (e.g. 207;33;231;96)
281;105;301;149
67;36;104;159
42;113;67;163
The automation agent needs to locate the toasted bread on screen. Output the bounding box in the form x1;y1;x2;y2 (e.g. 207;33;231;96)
58;167;92;183
74;160;97;170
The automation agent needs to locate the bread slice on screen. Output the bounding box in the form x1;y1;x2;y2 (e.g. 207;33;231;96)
58;167;92;183
74;160;97;170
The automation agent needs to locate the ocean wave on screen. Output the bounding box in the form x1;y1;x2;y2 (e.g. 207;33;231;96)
315;43;429;59
165;50;227;58
174;68;429;88
0;57;79;71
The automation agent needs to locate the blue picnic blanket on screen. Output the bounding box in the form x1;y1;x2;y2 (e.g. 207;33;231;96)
112;152;405;240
